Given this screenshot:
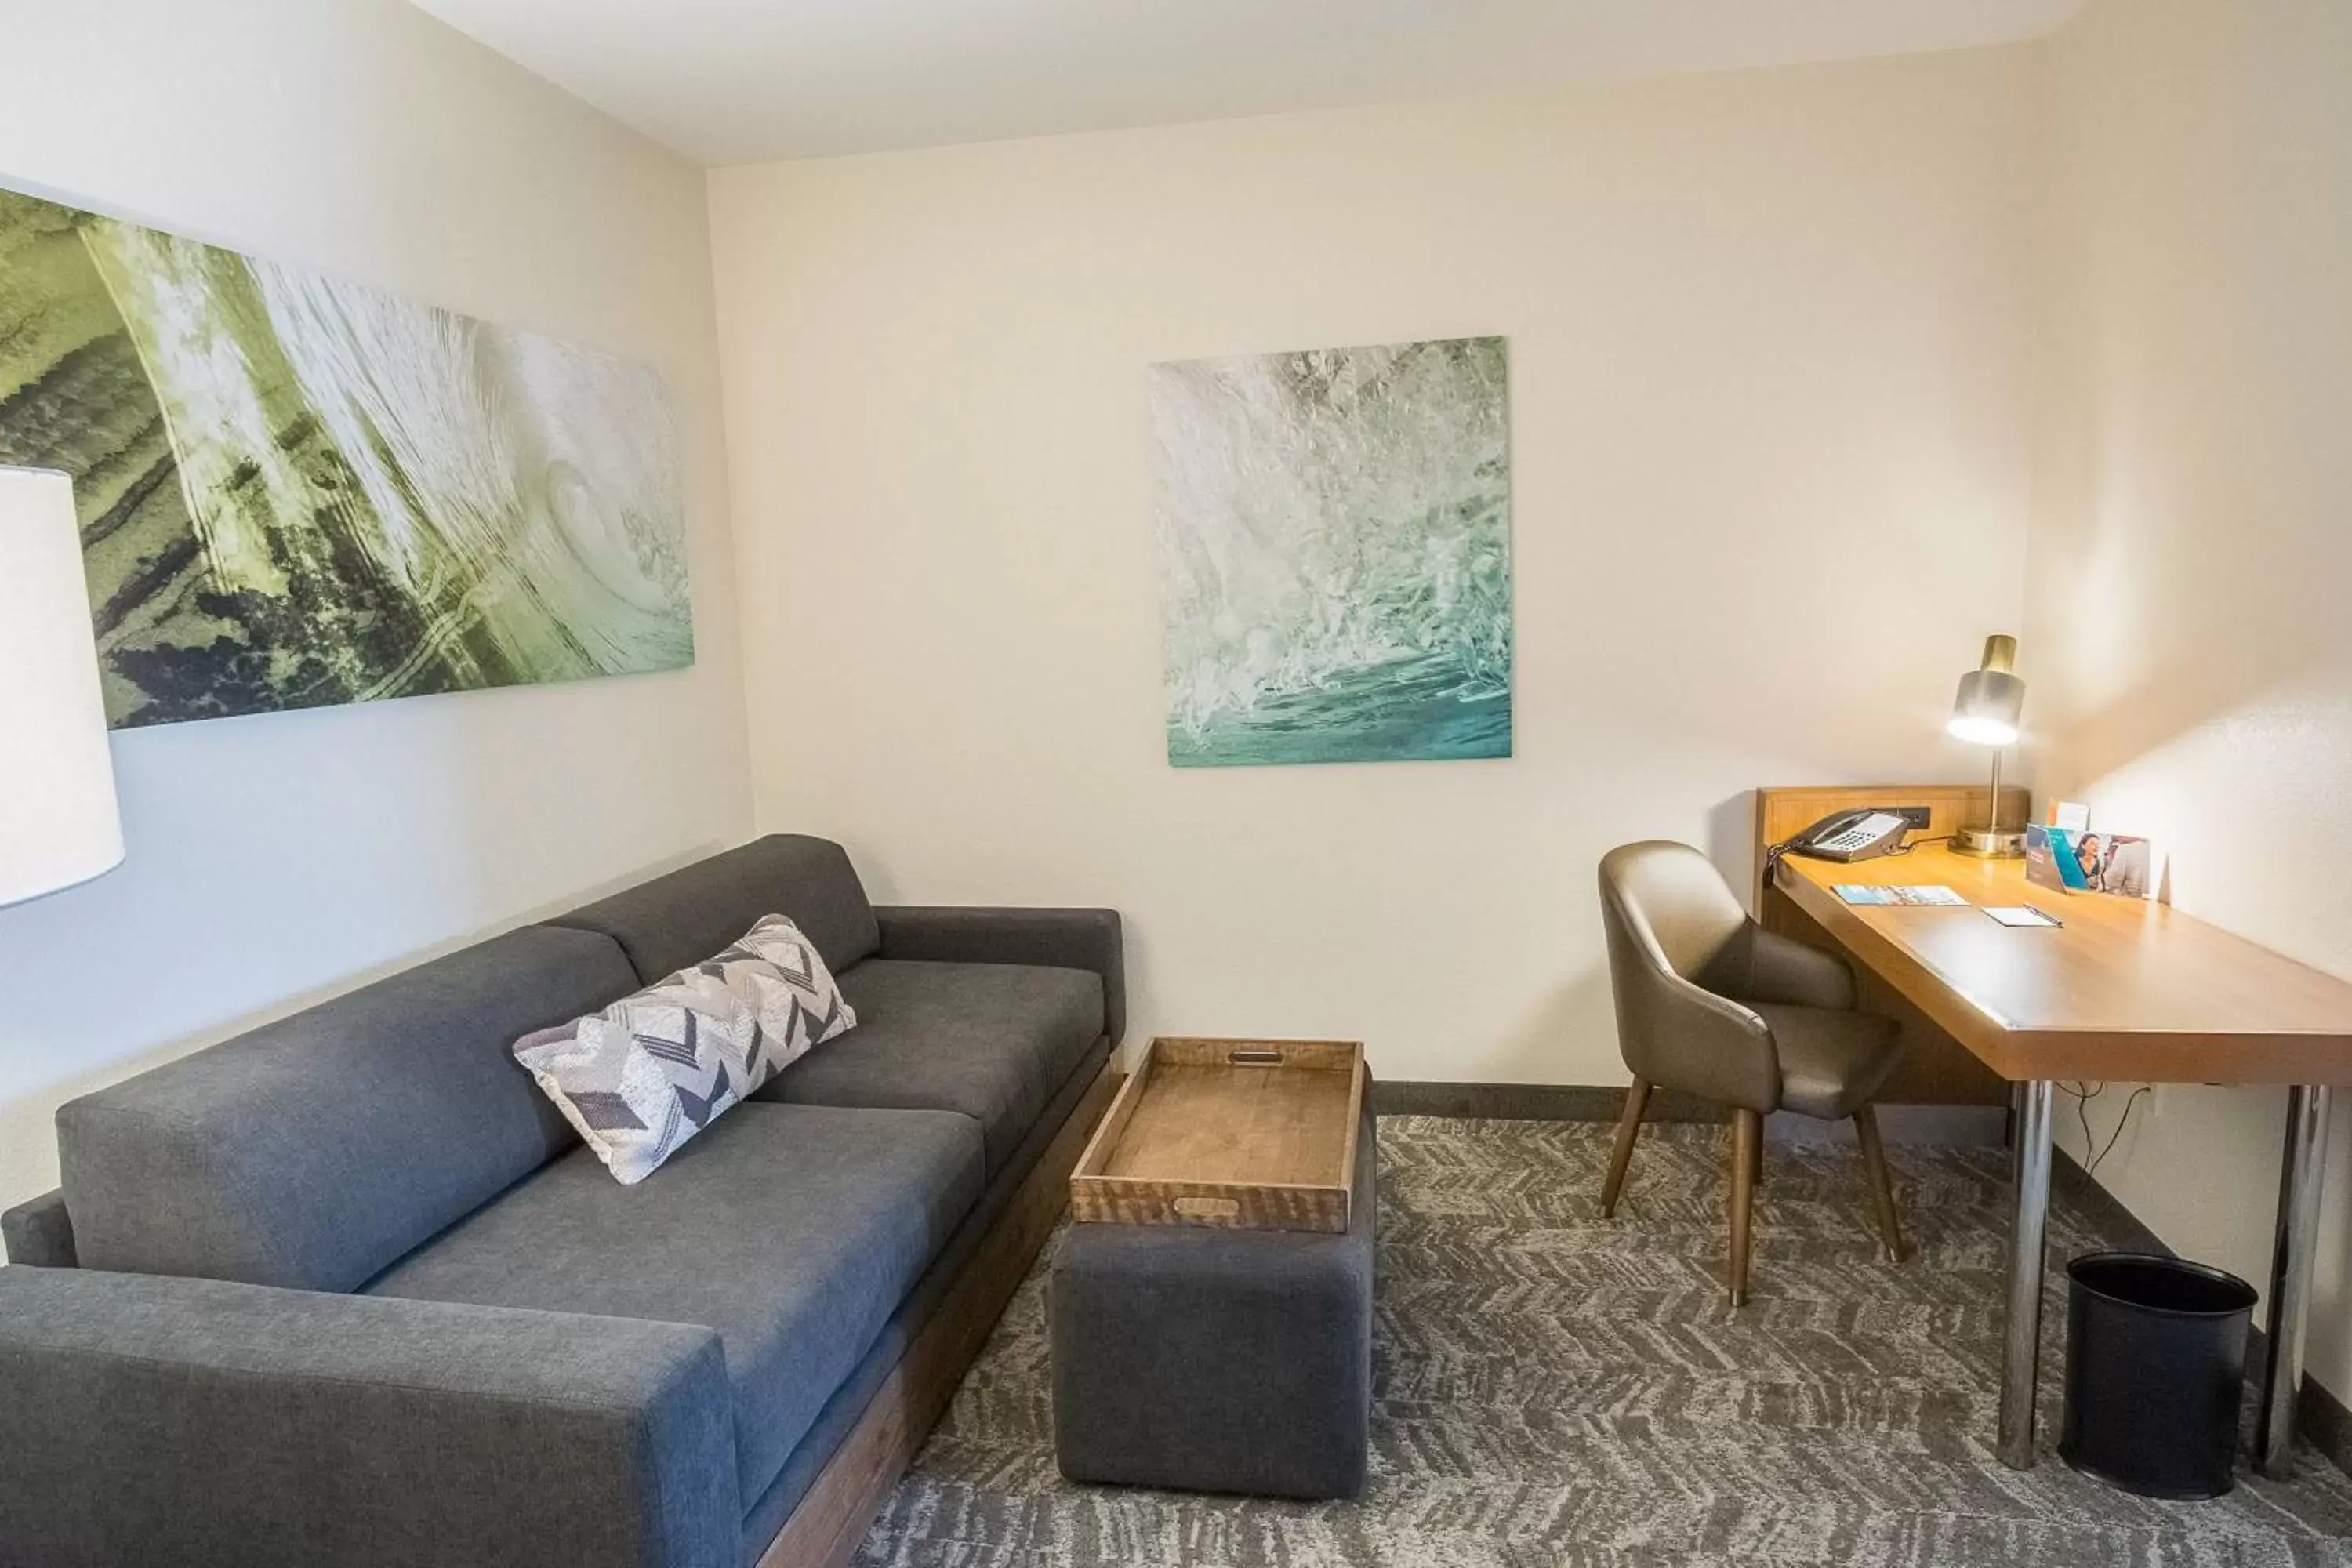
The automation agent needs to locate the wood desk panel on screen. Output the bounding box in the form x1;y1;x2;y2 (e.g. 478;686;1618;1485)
1751;782;2029;909
1775;845;2352;1085
1751;783;2022;1105
1762;885;2009;1106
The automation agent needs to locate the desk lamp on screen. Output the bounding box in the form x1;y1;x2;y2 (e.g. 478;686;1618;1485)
1;467;124;906
1948;633;2025;858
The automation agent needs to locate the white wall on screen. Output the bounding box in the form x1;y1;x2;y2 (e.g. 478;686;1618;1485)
2029;0;2352;1402
0;0;750;1210
709;48;2040;1086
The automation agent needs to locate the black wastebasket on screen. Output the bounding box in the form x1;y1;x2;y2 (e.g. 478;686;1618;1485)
2060;1251;2258;1499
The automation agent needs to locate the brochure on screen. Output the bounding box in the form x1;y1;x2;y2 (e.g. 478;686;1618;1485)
2024;823;2088;892
1834;884;1969;907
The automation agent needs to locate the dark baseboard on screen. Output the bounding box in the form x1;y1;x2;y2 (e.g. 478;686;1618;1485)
1767;1105;2005;1146
2051;1148;2352;1481
2285;1350;2352;1485
1371;1080;1726;1123
1371;1082;2004;1143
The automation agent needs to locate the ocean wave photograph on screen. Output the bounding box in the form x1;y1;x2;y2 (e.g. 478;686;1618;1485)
1150;335;1512;768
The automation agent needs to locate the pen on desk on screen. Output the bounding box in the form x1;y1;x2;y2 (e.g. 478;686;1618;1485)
2023;904;2063;927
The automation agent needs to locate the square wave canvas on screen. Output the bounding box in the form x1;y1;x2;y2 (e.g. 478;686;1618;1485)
1151;336;1512;768
0;186;691;728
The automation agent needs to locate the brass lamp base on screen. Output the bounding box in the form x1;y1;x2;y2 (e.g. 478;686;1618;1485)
1952;824;2027;858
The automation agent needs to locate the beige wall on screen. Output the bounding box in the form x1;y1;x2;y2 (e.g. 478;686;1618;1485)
709;48;2039;1086
0;0;750;1209
2030;0;2352;1400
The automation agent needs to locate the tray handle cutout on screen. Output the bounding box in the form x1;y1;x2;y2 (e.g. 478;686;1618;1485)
1174;1196;1243;1219
1227;1047;1286;1066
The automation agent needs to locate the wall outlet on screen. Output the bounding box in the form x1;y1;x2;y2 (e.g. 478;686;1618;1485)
1893;805;1935;831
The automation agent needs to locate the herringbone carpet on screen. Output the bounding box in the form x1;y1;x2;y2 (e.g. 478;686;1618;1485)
856;1116;2352;1566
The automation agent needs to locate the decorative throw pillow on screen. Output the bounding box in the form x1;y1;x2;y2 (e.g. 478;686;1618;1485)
514;914;856;1184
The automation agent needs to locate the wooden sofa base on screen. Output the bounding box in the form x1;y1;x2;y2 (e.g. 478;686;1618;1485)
755;1057;1119;1568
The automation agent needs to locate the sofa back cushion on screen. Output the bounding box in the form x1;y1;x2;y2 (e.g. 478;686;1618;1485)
56;926;636;1293
543;835;881;984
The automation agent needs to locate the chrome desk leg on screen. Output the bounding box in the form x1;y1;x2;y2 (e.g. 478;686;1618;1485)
1999;1079;2056;1469
2259;1084;2333;1479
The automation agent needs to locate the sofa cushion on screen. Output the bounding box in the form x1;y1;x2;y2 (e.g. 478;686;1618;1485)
56;926;636;1293
545;835;880;984
756;960;1102;1178
515;916;857;1185
364;1100;983;1509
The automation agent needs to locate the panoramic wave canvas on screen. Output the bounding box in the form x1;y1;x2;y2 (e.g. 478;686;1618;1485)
0;187;691;728
1151;336;1512;767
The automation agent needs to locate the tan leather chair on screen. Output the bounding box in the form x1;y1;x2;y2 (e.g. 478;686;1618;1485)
1597;840;1907;1305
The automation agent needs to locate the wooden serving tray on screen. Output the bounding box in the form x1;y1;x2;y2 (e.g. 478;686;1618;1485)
1069;1037;1365;1233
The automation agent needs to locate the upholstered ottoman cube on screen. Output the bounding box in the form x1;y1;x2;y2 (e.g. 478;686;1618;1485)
1048;1109;1374;1499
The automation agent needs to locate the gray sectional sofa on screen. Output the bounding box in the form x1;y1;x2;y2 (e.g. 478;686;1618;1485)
0;835;1123;1568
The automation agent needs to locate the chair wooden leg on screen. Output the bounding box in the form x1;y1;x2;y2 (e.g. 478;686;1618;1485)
1728;1109;1761;1307
1600;1078;1652;1218
1854;1103;1907;1263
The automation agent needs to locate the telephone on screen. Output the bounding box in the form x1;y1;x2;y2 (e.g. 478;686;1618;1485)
1784;808;1911;863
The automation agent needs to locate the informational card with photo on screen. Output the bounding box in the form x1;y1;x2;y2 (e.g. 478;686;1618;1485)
2085;834;2155;897
2027;823;2155;898
2025;823;2085;893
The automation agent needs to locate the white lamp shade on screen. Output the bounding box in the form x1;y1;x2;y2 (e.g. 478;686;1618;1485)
1;468;124;906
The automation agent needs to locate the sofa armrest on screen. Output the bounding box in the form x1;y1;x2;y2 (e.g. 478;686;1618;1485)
2;1188;77;1268
0;1267;739;1568
874;906;1125;1047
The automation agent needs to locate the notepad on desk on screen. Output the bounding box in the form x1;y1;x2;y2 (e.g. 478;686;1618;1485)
1833;884;1968;907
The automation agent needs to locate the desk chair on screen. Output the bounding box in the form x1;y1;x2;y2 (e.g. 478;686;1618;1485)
1597;840;1907;1305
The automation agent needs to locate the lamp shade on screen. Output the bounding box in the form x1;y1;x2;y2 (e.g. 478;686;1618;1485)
1;468;123;906
1948;633;2025;747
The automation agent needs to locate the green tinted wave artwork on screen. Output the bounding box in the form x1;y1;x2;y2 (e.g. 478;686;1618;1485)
1151;336;1511;768
0;187;691;728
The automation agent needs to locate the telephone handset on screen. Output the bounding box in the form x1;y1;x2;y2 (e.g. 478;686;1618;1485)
1784;809;1911;864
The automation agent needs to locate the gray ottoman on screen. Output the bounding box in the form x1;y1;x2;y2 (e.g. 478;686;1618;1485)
1049;1109;1374;1498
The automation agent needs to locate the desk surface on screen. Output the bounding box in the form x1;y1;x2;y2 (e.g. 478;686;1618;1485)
1775;844;2352;1084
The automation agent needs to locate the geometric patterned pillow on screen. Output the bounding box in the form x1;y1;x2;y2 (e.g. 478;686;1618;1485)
513;914;858;1185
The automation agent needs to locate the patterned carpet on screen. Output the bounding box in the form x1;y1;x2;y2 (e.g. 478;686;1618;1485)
857;1116;2352;1567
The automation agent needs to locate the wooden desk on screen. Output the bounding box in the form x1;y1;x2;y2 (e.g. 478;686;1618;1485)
1762;803;2352;1476
1776;847;2352;1087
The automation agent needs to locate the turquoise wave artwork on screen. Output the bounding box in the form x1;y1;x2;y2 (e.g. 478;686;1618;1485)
0;186;691;728
1150;336;1512;768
